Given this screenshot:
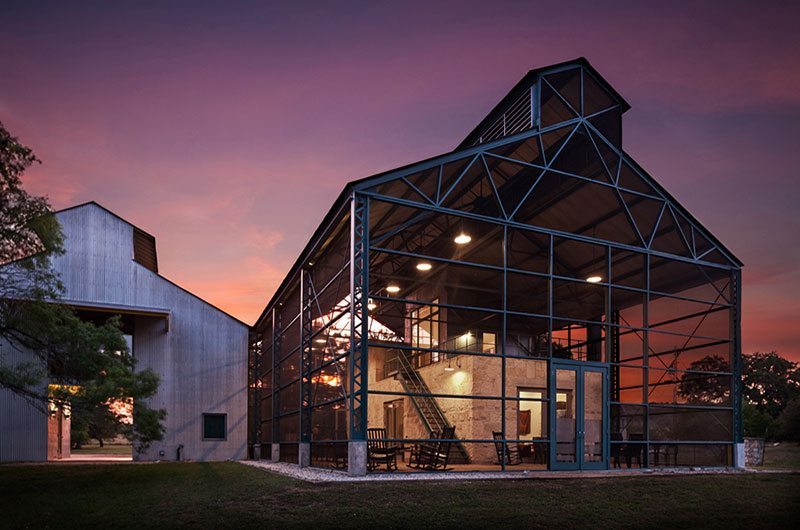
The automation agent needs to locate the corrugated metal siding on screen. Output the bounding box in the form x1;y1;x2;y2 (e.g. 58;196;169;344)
1;203;248;462
0;341;48;462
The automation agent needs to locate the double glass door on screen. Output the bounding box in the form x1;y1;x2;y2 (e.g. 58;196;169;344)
551;363;607;470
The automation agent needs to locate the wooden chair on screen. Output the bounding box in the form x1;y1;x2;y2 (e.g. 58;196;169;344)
623;433;645;468
492;431;522;465
409;430;439;468
411;427;455;471
367;428;397;471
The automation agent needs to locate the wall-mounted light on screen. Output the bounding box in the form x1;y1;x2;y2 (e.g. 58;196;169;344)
454;233;472;245
416;262;432;271
444;358;455;372
585;275;603;284
386;285;401;294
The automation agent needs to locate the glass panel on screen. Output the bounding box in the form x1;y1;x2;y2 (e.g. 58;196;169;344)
439;156;475;199
310;442;348;469
613;328;645;365
369;200;504;268
507;229;549;274
648;406;732;442
279;414;299;442
612;288;644;329
552;279;607;323
618;161;658;196
648;368;731;406
588;108;621;147
553;237;608;281
582;70;617;115
550;124;612;183
370;251;504;311
650;208;692;257
368;177;428;204
611;365;644;404
648;332;731;372
610;404;646;468
485;156;544;215
310;400;348;440
620;191;663;246
648;294;730;340
515;171;639;245
489;134;544;166
506;272;548;315
555;368;577;463
610;248;646;290
505;315;549;358
649;444;731;467
404;167;439;203
279;442;298;462
540;125;574;165
545;68;581;113
440;156;503;218
540;80;577;128
649;256;732;303
552;320;606;362
583;370;604;463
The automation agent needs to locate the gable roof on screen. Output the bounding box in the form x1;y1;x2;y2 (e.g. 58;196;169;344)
248;58;742;328
55;201;249;328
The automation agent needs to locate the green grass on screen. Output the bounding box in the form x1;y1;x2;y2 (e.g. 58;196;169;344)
71;444;132;455
761;443;800;470
0;463;798;529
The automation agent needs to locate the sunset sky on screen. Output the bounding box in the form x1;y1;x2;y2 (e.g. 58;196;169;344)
1;1;798;359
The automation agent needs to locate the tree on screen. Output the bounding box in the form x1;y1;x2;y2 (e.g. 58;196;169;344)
778;398;800;443
0;121;165;453
677;355;731;405
742;352;800;418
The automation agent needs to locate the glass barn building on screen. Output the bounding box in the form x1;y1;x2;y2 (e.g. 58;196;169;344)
249;58;743;475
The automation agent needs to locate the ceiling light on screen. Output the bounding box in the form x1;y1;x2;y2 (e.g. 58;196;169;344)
367;299;377;311
386;285;401;294
454;233;472;245
314;338;327;344
416;262;432;271
586;275;603;284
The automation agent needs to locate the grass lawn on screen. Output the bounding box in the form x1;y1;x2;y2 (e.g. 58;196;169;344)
71;444;132;456
1;463;799;529
761;443;800;470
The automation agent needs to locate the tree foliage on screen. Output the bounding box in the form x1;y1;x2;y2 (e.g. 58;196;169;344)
0;121;165;452
743;352;800;418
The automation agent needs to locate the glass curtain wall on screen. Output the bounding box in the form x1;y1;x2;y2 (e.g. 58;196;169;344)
254;63;740;472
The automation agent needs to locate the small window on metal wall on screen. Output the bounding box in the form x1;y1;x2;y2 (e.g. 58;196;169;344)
203;413;227;440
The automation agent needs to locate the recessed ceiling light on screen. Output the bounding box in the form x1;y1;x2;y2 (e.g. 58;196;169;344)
454;233;472;245
416;262;432;271
386;285;401;294
586;275;603;284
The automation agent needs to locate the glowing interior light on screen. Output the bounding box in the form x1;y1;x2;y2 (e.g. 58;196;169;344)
586;275;603;283
386;285;401;294
314;338;327;344
416;262;432;271
444;365;455;372
367;299;377;311
454;233;472;245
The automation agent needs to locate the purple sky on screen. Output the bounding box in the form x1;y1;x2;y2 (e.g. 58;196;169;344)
1;1;798;359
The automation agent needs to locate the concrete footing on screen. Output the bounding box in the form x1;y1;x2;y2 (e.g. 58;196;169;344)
271;443;280;462
299;442;310;468
252;444;261;460
348;441;367;476
735;442;746;468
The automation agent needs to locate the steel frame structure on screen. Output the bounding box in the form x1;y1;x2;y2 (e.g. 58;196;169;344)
250;58;743;474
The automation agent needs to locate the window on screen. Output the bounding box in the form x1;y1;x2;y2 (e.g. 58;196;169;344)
518;389;546;439
203;413;227;440
411;300;440;368
383;399;404;445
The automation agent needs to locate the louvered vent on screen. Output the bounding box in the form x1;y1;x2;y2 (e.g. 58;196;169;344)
472;88;533;146
133;227;158;273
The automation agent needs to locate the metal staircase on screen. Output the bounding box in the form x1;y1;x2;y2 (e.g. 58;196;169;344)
392;349;470;464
